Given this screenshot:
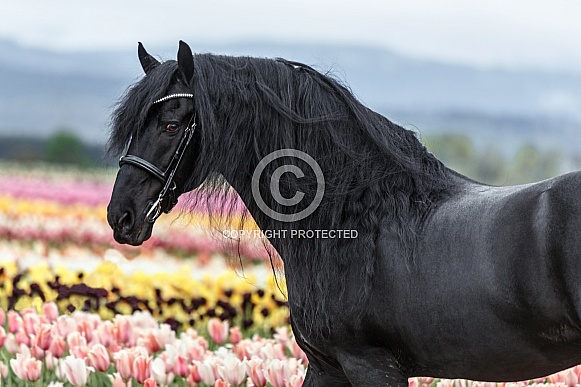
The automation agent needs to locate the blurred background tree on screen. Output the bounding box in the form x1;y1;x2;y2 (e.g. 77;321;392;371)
44;130;96;168
424;134;562;185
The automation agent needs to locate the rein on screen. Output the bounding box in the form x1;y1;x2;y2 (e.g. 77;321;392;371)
119;93;195;223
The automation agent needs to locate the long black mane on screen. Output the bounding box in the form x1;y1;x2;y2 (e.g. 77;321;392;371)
109;53;461;334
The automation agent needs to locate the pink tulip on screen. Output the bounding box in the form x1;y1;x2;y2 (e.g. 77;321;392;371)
67;331;87;349
273;326;290;345
194;360;216;385
265;359;290;387
0;361;8;378
97;321;115;345
0;326;6;348
141;332;162;354
114;349;134;382
15;328;30;346
174;354;190;378
61;355;92;387
187;342;206;361
109;372;129;387
10;353;42;382
215;379;231;387
68;331;89;359
42;302;59;322
4;333;19;354
288;374;305;387
287;338;308;363
133;354;152;384
114;315;135;345
565;368;579;386
150;357;171;386
44;353;58;371
7;310;23;333
229;326;242;344
48;335;66;358
57;315;78;337
22;311;41;336
24;357;42;382
217;355;246;386
207;318;229;344
34;324;53;351
189;362;202;384
150;323;175;349
246;358;268;387
77;320;95;344
143;378;158;387
88;343;110;372
9;353;26;380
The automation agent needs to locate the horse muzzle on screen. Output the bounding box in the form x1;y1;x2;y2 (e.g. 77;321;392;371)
107;204;154;246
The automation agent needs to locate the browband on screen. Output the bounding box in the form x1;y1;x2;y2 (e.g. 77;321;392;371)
153;93;194;105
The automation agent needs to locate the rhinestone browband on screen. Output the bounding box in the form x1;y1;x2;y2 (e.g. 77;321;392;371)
153;93;194;105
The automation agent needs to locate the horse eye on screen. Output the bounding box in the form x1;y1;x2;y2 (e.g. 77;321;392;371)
165;123;179;132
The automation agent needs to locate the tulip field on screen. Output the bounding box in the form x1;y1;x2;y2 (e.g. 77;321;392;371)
1;162;581;386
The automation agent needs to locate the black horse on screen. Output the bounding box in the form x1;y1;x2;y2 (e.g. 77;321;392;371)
107;41;581;386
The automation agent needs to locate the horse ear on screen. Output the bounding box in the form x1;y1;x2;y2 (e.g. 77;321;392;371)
177;40;194;86
138;42;160;74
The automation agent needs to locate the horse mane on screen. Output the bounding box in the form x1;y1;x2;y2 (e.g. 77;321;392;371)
108;53;460;335
107;60;179;157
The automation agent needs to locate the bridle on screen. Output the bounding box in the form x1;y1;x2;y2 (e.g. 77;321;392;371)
119;93;196;223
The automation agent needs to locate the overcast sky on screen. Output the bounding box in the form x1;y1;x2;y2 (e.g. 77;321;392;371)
1;0;580;73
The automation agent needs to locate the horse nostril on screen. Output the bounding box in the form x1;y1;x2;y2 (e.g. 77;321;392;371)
117;211;133;230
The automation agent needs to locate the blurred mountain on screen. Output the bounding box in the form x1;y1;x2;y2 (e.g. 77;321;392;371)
1;39;580;161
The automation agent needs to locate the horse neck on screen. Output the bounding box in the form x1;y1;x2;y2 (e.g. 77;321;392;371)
200;71;468;335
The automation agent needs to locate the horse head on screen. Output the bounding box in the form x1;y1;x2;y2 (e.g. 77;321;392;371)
107;41;201;245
